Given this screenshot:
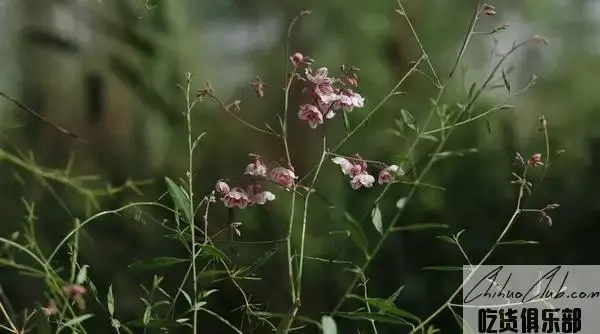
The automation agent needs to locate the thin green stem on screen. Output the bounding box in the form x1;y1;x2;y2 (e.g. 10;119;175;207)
396;0;441;87
184;74;199;334
281;129;328;332
409;174;526;333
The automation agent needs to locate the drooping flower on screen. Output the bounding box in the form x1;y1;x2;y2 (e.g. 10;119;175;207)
332;155;367;177
351;172;376;190
378;165;404;185
62;284;87;311
222;187;251;209
332;157;355;176
244;154;268;177
298;104;324;128
335;89;365;112
246;184;276;205
290;52;305;67
215;180;230;194
305;67;339;104
527;153;544;167
269;167;297;188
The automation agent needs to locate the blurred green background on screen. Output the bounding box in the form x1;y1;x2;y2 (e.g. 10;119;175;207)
1;0;599;333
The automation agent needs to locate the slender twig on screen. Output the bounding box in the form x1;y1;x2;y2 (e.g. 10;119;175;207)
0;91;87;143
183;74;200;334
396;0;441;87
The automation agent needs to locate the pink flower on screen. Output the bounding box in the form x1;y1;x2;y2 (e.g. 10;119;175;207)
335;89;365;112
269;167;297;188
351;172;375;189
378;165;404;185
222;187;250;209
63;284;87;297
215;180;230;194
298;104;323;128
290;52;305;67
305;67;339;104
527;153;544;167
244;154;268;177
332;157;355;176
332;155;367;177
246;184;276;205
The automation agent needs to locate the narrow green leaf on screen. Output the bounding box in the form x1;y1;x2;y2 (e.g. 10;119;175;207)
343;212;369;257
336;312;413;326
484;116;493;134
143;306;151;325
432;148;478;159
197;270;229;280
371;205;383;235
198;244;231;263
179;289;192;306
435;235;456;245
189;301;207;313
58;314;94;331
107;284;115;317
321;315;337;334
419;134;439;142
468;81;477;99
165;177;192;222
342;111;351;136
348;295;421;322
76;265;88;285
498;240;539;245
129;257;188;269
391;223;449;232
501;67;511;93
400;109;417;132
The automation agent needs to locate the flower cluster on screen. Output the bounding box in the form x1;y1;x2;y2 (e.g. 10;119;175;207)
332;154;404;190
215;154;297;209
293;53;365;129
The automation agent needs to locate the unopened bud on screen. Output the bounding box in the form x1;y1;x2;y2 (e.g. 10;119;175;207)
290;52;305;67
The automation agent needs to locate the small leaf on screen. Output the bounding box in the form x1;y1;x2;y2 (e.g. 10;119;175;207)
143;306;151;325
191;133;207;151
189;301;207;312
349;295;421;322
197;270;229;280
501;67;511;93
400;109;417;132
484;116;492;134
198;244;231;263
391;223;449;232
342;110;351;136
165;177;192;222
321;315;337;334
498;240;539;245
432;148;478;160
179;289;192;306
107;284;115;317
371;205;383;235
468;81;477;99
336;312;413;326
435;235;456;245
76;265;89;285
58;314;94;331
396;197;407;209
419;134;439;142
129;257;188;269
395;9;405;16
343;212;369;257
423;266;463;271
